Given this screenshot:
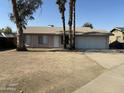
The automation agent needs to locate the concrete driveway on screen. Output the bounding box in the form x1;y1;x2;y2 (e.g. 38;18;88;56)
73;52;124;93
85;53;124;69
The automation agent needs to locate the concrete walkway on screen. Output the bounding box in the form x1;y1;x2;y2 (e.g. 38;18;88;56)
73;53;124;93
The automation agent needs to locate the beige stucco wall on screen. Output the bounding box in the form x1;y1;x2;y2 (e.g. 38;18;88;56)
25;34;109;49
25;34;61;48
109;30;124;43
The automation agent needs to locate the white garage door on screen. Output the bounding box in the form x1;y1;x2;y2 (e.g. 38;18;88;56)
75;36;108;49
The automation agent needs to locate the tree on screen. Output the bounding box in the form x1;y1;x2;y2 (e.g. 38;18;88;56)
0;29;3;33
11;0;42;51
83;22;93;29
56;0;67;49
3;27;12;34
68;0;74;49
0;27;12;33
73;0;76;49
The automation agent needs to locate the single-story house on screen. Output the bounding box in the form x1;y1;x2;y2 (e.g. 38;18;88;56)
23;27;110;49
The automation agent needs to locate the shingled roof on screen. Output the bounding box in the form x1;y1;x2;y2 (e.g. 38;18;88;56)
0;33;3;37
23;27;62;34
23;26;110;36
0;33;16;38
111;27;124;33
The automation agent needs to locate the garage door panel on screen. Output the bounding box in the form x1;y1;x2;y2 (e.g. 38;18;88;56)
75;36;107;49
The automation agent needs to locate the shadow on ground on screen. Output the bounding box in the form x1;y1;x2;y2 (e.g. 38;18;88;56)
0;48;15;51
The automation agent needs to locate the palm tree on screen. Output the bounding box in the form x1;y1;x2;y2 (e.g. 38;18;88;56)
56;0;67;49
11;0;27;51
68;0;74;49
73;0;76;49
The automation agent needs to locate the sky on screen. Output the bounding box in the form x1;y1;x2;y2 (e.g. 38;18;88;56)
0;0;124;31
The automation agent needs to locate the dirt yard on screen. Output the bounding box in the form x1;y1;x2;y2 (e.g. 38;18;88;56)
0;50;104;93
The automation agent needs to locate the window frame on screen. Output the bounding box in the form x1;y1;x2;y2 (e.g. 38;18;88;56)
38;35;48;45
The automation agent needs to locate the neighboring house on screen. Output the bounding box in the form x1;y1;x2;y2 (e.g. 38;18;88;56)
109;27;124;49
0;33;16;49
23;27;110;49
109;27;124;43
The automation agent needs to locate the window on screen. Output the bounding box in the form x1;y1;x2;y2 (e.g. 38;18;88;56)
43;36;48;44
38;35;48;44
38;36;43;44
25;35;31;45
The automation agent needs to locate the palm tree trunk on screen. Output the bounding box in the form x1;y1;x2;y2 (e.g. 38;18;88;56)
68;0;74;49
73;0;76;49
62;11;66;49
11;0;27;51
